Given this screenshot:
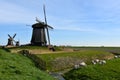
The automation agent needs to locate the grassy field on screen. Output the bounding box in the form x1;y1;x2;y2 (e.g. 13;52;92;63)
72;46;120;53
6;46;120;72
64;58;120;80
0;48;55;80
3;46;120;79
36;50;114;71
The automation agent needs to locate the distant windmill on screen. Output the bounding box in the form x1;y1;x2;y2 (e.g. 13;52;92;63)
7;33;20;46
31;4;53;46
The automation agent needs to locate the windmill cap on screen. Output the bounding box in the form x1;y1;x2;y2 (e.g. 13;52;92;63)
32;23;46;28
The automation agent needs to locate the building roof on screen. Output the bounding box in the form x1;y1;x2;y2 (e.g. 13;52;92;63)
32;23;46;28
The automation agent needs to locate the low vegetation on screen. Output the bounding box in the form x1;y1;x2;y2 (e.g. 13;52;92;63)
0;49;55;80
36;50;114;71
72;47;120;53
64;58;120;80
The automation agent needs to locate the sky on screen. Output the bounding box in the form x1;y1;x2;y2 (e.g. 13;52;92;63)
1;0;120;46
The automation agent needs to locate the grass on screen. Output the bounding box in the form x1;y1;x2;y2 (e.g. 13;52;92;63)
36;50;114;71
1;46;120;79
72;46;120;52
0;49;55;80
64;58;120;80
1;46;120;80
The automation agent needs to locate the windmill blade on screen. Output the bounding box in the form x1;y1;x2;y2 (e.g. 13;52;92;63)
26;24;31;26
13;33;16;38
8;34;12;38
43;4;54;29
36;17;45;25
44;23;53;29
43;4;47;24
36;17;41;23
47;25;54;29
43;4;51;45
13;39;16;43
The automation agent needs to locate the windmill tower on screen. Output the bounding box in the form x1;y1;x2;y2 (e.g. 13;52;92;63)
31;5;53;46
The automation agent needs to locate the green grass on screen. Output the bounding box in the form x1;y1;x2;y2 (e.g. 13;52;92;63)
64;58;120;80
0;49;55;80
36;50;114;71
1;46;119;79
72;47;120;52
37;50;112;62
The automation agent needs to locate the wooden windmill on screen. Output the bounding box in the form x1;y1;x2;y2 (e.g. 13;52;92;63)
31;5;53;46
7;34;16;46
7;33;19;46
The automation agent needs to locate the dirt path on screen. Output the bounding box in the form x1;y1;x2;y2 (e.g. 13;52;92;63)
10;47;74;54
29;49;74;54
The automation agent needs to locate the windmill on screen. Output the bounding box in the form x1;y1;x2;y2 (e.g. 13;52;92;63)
7;33;20;46
31;4;53;46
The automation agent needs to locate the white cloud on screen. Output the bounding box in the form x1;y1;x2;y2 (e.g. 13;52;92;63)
0;1;40;24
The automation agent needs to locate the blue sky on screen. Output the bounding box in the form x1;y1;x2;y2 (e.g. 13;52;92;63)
1;0;120;46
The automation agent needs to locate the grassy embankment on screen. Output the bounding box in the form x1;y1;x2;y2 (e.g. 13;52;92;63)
64;58;120;80
7;46;119;72
0;48;55;80
4;46;120;80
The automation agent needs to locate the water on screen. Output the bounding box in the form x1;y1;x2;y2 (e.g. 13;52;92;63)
49;68;72;80
50;72;65;80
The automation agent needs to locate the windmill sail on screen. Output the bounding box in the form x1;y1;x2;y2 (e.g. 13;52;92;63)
13;33;16;38
43;4;51;46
